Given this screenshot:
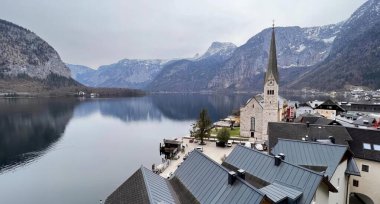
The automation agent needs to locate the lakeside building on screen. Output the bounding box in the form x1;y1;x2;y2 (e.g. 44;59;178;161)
271;139;360;204
268;122;380;203
240;26;283;141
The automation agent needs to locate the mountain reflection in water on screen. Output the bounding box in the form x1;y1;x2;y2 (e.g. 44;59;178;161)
0;98;78;173
0;94;253;204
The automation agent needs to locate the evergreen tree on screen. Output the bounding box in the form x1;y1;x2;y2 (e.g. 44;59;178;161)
190;109;212;145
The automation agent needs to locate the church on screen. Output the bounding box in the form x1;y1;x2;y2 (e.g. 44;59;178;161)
240;26;285;141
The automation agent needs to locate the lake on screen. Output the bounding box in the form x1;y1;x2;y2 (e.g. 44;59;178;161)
0;94;253;204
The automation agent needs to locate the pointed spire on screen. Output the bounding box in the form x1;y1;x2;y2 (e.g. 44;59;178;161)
265;25;279;84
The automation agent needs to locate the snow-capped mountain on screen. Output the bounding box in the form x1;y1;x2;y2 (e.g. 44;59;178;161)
197;42;237;60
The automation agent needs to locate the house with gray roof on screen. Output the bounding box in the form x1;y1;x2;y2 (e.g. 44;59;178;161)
105;150;270;204
267;122;352;151
271;139;360;204
105;166;178;204
223;145;338;204
268;121;380;203
346;127;380;204
314;99;345;120
171;150;269;204
293;113;341;126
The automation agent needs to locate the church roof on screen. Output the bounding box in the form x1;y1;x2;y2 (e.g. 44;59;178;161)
265;27;279;84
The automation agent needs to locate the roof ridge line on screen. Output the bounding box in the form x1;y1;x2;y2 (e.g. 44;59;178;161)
277;138;349;148
237;145;325;176
140;166;155;204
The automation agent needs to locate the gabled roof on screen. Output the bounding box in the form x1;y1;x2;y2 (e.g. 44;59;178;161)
224;145;325;204
314;118;342;126
105;166;177;204
346;127;380;162
272;139;358;179
268;122;352;150
173;150;267;204
315;99;345;112
346;157;361;176
294;113;322;124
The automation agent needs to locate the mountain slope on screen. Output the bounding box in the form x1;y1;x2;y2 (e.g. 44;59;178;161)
206;25;341;91
0;19;71;79
288;0;380;90
0;19;144;97
147;42;237;92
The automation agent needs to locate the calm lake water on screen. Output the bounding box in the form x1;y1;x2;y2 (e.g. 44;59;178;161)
0;94;254;204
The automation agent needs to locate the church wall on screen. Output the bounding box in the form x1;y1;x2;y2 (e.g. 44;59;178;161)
240;98;263;138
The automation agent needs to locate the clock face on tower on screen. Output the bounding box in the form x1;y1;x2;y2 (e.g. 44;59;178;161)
268;80;274;86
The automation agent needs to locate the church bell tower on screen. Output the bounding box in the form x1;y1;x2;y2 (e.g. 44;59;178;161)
262;24;279;141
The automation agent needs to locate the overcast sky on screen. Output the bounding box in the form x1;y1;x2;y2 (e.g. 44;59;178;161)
0;0;366;68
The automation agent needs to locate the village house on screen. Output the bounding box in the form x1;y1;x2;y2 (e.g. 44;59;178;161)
346;128;380;204
268;121;380;203
223;144;351;204
314;99;345;120
296;102;315;117
271;139;360;204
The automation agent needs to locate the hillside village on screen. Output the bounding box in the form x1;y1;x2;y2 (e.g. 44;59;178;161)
1;0;380;203
104;25;380;204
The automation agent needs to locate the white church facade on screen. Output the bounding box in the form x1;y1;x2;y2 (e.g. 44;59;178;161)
240;26;285;141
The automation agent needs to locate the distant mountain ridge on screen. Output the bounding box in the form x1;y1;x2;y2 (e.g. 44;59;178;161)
68;59;164;89
70;24;343;91
69;0;380;92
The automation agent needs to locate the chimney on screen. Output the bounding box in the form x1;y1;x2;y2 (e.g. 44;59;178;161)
237;169;245;180
274;155;282;166
228;171;237;185
306;122;310;128
328;136;335;144
278;153;285;160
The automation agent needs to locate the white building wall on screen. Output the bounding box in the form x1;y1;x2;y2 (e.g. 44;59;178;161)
296;106;315;117
314;183;329;204
328;160;348;204
349;158;379;204
315;109;336;120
